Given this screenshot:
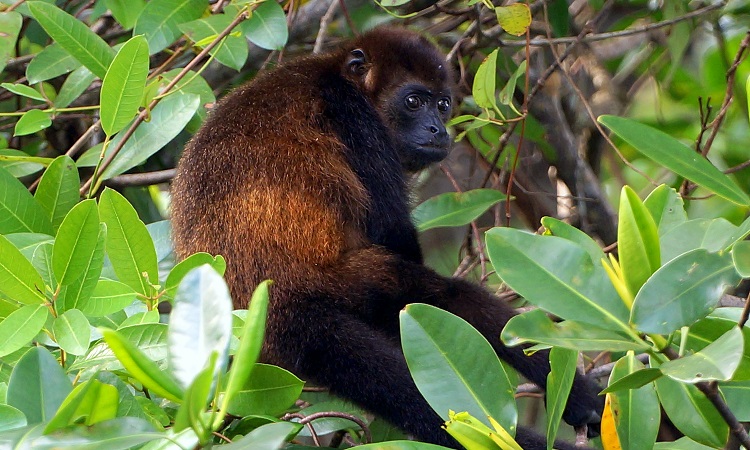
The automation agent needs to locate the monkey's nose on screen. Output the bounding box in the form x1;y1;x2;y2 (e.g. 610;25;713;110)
429;125;440;134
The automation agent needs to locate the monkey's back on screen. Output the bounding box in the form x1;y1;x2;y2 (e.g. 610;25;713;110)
171;54;369;307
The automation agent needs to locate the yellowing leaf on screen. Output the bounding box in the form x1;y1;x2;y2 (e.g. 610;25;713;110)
601;393;622;450
495;4;531;37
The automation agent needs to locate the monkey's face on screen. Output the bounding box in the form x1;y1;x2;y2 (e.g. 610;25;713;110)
387;83;452;172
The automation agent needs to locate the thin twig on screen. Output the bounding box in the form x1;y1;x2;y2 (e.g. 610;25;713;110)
104;169;176;188
313;0;339;54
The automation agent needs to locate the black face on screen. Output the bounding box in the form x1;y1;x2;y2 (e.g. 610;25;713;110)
388;84;452;172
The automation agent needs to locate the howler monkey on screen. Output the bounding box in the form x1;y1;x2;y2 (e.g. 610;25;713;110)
171;27;602;449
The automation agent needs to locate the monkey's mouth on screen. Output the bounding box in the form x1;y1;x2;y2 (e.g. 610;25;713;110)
416;144;450;161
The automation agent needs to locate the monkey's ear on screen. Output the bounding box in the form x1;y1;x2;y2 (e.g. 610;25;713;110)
347;49;369;76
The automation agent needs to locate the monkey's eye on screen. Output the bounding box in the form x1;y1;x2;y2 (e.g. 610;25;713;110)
405;94;423;111
437;98;451;113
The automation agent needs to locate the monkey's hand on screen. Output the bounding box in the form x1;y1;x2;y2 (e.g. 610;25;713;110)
561;372;605;438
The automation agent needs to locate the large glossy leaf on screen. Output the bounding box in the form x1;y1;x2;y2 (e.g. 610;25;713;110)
661;327;743;383
103;0;145;29
0;11;22;74
79;279;137;317
400;303;517;433
52;199;99;286
546;347;577;450
242;0;288;51
661;218;738;263
502;309;647;352
0;148;45;178
0;404;26;432
733;241;750;277
55;66;95;108
227;363;304;417
618;186;660;298
179;14;248;71
14;110;52;136
27;2;115;79
631;249;739;334
608;354;659;450
101;328;183;402
0;305;48;358
1;82;46;101
52;309;91;356
0;167;53;235
599;115;750;206
643;185;688;235
541;216;605;264
357;442;450;450
164;253;225;299
34;155;80;233
26;44;81;84
7;347;72;425
27;417;161;449
44;379;117;432
100;35;149;136
720;381;750;421
169;265;232;389
686;309;750;380
56;224;106;313
0;234;46;305
98;188;158;296
412;189;506;231
652;357;728;448
133;0;207;54
93;94;200;179
224;421;301;450
485;227;631;332
221;281;271;421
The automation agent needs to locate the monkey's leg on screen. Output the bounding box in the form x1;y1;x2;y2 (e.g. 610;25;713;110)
333;249;604;433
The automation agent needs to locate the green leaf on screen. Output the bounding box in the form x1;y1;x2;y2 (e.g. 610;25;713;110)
732;240;750;277
26;44;81;84
243;0;288;51
412;189;506;231
169;265;232;389
100;35;149;136
546;347;577;450
224;421;302;450
0;305;48;358
27;2;115;79
133;0;207;54
498;61;526;111
502;309;647;352
643;185;687;236
653;437;717;450
55;66;95;108
661;327;743;383
400;303;517;432
0;12;22;74
0;404;26;432
103;0;145;29
98;188;159;296
661;218;738;263
472;49;499;112
222;281;271;416
7;347;72;425
31;241;55;292
0;234;47;305
599;115;750;206
52;309;91;356
56;224;106;313
79;279;137;317
607;354;660;450
165;253;226;298
28;417;161;449
495;3;531;36
541;216;605;264
52;199;100;286
44;379;118;433
173;355;215;435
652;356;728;448
101;328;183;402
34;155;80;232
179;14;248;71
720;381;750;421
631;249;740;334
14;110;52;136
227;363;304;417
1;82;46;101
600;368;663;394
685;310;750;380
618;186;660;298
357;442;447;450
0;149;45;178
485;227;631;332
91;93;200;179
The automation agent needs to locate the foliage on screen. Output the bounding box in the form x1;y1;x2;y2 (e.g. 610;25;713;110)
1;0;750;449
